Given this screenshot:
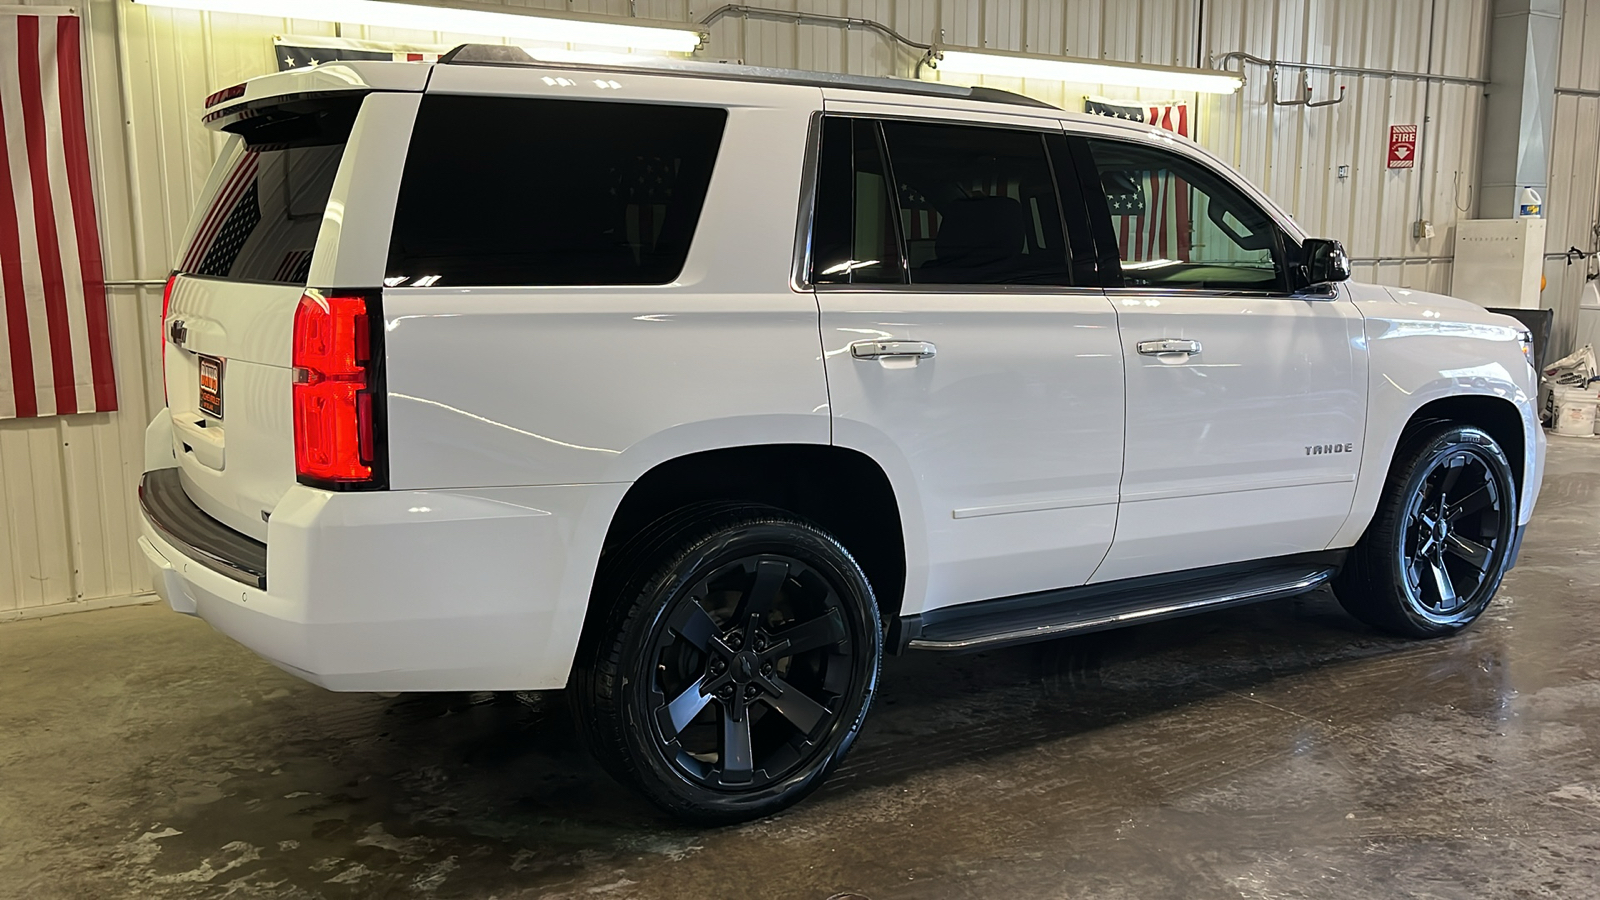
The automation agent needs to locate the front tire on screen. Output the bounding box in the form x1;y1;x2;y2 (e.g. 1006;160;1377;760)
1335;423;1517;638
573;505;882;824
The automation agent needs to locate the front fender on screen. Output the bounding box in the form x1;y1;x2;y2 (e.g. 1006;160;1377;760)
1330;286;1544;548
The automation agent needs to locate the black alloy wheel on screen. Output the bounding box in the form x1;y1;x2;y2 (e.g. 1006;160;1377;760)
573;505;881;824
1335;423;1517;637
651;554;856;790
1397;446;1507;621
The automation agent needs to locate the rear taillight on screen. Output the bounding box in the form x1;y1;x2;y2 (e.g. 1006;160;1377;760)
292;291;380;485
160;274;177;405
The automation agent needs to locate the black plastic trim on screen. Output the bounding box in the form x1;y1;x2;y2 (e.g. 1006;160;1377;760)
139;468;267;589
891;550;1348;654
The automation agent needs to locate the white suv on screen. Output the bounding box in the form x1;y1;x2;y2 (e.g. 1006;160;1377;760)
139;46;1546;823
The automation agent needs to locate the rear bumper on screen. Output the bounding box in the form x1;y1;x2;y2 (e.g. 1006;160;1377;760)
140;468;266;589
138;469;627;692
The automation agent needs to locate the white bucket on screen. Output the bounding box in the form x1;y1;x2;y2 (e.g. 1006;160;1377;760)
1552;386;1600;436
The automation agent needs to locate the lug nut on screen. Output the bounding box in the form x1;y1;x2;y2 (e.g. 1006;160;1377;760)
719;685;735;700
727;633;742;649
760;662;773;676
744;685;759;699
709;658;725;674
754;635;767;651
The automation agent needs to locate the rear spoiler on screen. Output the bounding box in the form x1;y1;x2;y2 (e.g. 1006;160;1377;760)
200;61;430;131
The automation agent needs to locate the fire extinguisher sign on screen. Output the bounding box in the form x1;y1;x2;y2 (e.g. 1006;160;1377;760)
1388;125;1417;169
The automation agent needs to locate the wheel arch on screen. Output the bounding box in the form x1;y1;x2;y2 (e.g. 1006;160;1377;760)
1333;390;1532;548
586;443;908;636
1398;395;1526;496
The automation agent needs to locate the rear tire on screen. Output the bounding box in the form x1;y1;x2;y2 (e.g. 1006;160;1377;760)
572;504;882;824
1334;423;1517;638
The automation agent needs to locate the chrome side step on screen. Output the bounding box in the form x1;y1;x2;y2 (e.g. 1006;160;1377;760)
892;552;1344;654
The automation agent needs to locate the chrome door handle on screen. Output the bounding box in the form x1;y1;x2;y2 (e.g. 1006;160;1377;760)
1137;338;1201;356
850;340;937;361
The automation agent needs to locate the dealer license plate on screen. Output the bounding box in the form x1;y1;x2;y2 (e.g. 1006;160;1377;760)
198;354;224;419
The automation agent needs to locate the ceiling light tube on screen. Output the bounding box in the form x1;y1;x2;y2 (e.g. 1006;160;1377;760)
130;0;705;53
928;46;1243;95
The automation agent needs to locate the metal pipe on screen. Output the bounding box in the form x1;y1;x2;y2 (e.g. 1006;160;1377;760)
1556;87;1600;98
1348;256;1456;264
104;279;168;287
113;0;161;409
1215;51;1487;87
1416;0;1437;229
698;4;932;52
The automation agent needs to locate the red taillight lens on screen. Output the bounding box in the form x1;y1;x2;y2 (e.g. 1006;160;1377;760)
292;292;374;483
161;274;177;405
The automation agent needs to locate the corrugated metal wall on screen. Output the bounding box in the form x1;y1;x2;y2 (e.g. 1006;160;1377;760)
0;0;1497;615
1544;0;1600;357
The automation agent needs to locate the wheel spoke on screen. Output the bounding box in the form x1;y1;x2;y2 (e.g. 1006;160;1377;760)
1428;558;1460;611
659;676;712;738
667;598;720;651
720;709;754;784
769;607;847;658
740;559;789;621
1437;458;1464;497
759;676;830;735
1444;533;1492;572
1444;484;1494;523
1414;533;1436;559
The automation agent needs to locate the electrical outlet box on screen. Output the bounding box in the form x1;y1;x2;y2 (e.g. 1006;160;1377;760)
1414;220;1436;240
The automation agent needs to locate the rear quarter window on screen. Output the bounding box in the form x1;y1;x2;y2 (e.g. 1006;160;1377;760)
386;95;727;287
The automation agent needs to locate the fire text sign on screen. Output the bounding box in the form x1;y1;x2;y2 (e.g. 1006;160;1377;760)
1388;125;1417;169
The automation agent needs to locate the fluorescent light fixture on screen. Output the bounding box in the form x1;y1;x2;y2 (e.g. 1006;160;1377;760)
929;46;1243;95
131;0;705;53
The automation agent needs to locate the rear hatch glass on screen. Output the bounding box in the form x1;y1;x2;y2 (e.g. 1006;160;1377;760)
182;96;361;284
165;94;364;540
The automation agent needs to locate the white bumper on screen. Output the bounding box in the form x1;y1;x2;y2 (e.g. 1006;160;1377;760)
140;476;625;691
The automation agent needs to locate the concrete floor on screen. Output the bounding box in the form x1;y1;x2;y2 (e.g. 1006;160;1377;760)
4;437;1600;900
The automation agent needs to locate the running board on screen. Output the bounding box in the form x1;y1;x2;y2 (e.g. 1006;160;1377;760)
891;551;1345;653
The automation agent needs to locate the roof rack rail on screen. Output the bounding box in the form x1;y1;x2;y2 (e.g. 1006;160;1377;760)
435;44;1058;110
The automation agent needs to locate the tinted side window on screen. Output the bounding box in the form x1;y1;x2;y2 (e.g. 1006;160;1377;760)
810;117;906;285
1082;138;1288;293
880;121;1071;286
387;96;726;287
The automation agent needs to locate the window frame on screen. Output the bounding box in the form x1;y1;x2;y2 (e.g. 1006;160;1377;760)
1066;133;1321;299
795;111;1102;294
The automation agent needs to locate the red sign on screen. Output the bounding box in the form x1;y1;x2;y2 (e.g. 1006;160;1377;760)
1388;125;1417;169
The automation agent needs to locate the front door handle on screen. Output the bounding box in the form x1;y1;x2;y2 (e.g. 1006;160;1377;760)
1136;338;1201;356
850;340;937;361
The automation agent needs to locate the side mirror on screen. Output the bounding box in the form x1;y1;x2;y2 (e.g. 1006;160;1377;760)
1303;238;1351;285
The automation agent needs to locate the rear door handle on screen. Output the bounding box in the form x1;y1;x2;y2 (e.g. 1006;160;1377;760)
1136;338;1201;356
850;340;937;361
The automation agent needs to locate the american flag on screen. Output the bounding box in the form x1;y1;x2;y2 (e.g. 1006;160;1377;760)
1083;97;1192;263
0;12;116;420
274;37;443;72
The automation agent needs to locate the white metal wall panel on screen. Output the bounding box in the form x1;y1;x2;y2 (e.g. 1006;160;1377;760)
0;0;1499;613
1543;0;1600;357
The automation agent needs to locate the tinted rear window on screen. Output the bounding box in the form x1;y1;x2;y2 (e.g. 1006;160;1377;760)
386;96;727;287
179;96;361;284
